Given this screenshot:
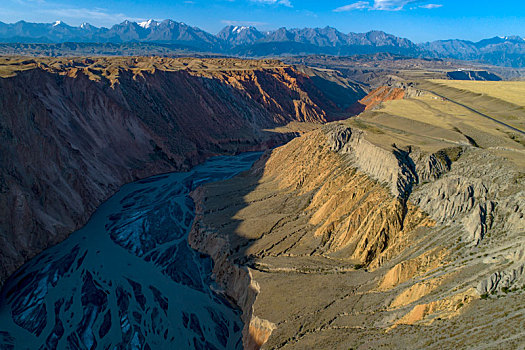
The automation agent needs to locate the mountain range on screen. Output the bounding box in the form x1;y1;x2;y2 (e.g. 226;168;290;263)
0;19;523;67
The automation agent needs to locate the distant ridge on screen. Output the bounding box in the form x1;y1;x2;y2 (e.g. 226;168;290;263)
420;36;525;68
0;19;523;67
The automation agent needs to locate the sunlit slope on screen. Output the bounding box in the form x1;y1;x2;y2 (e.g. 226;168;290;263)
431;79;525;107
189;82;525;349
190;123;525;349
351;84;525;167
415;80;525;133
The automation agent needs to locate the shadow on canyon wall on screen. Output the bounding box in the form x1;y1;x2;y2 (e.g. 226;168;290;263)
190;153;271;349
0;63;348;285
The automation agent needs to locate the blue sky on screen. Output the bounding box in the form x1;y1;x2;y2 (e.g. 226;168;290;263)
1;0;523;42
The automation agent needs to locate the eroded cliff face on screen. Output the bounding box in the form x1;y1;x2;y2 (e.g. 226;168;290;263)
348;85;406;114
0;57;345;285
189;123;525;349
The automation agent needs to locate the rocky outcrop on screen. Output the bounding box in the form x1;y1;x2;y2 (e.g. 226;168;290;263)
0;57;345;286
414;177;494;244
412;151;524;246
348;85;405;114
189;186;276;350
188;125;437;347
477;264;525;295
329;124;525;296
326;124;460;200
326;125;416;199
189;120;525;348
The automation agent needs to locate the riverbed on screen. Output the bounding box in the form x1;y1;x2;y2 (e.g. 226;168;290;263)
0;152;262;349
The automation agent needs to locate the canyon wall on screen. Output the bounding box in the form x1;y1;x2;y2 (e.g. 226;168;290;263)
189;123;525;349
0;57;347;285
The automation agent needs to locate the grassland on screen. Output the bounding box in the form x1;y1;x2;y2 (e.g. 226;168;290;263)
348;82;525;167
415;80;525;134
431;79;525;107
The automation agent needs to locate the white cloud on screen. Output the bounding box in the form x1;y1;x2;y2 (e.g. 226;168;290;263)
334;0;441;12
372;0;419;11
250;0;292;7
419;3;442;9
334;1;369;12
40;7;143;26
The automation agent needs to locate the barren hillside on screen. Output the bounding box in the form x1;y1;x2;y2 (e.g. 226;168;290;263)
190;81;525;349
0;56;353;285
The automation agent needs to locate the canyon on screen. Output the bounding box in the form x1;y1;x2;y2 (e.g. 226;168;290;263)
0;152;262;349
0;56;359;286
0;56;524;349
188;77;525;348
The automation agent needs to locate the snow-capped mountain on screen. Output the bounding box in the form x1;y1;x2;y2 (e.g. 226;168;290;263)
217;25;265;46
0;19;522;67
419;35;525;67
138;19;159;29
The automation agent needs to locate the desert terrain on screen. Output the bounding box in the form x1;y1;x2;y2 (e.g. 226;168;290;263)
190;78;525;349
0;55;523;349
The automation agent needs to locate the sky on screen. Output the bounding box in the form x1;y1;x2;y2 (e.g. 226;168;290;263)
0;0;523;43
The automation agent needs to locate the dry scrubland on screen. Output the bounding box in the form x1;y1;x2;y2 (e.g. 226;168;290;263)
190;80;525;349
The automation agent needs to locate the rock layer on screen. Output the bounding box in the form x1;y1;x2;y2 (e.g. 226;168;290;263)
348;86;405;114
190;122;525;349
0;57;348;286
